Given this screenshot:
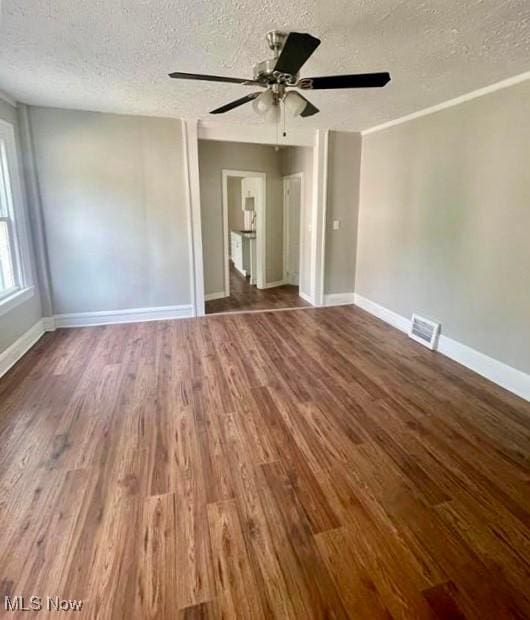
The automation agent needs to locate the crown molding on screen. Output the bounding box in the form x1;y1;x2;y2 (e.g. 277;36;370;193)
362;70;530;136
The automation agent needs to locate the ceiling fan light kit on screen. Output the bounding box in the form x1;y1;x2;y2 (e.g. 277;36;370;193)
252;89;274;115
169;30;391;119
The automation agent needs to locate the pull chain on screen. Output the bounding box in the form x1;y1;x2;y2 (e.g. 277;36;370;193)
276;103;279;147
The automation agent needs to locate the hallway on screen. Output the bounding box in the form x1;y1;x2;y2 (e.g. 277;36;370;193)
205;264;309;314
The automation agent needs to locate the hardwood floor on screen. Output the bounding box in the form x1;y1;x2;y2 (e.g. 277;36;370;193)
0;305;529;619
205;263;308;314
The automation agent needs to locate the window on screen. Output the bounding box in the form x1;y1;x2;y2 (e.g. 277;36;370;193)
0;120;32;305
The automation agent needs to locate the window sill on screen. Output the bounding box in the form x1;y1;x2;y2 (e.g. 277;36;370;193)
0;286;35;318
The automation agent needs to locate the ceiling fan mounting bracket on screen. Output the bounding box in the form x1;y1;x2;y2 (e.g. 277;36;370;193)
266;30;288;57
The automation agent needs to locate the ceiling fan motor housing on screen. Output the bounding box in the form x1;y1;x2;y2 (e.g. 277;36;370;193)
253;31;298;85
252;59;298;85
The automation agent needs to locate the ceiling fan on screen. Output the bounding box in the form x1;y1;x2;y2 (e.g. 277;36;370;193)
169;30;391;119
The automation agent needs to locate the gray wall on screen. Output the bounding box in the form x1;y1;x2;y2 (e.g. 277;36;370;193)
0;98;42;356
325;131;362;295
227;176;244;237
198;140;283;295
280;146;313;297
28;107;191;314
357;79;530;374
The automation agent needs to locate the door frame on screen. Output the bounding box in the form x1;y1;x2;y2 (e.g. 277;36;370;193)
222;169;266;297
282;173;304;286
183;120;328;316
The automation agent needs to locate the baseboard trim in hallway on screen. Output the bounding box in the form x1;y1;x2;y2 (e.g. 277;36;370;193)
206;263;310;314
323;292;355;306
261;280;287;289
205;291;226;301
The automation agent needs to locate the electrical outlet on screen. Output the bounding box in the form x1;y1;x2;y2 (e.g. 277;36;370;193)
332;219;341;230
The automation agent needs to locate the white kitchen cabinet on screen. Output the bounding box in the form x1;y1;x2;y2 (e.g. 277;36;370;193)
230;230;253;278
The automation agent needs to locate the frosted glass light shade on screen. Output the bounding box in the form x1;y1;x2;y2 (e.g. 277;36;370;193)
252;89;274;115
264;105;280;123
284;91;307;117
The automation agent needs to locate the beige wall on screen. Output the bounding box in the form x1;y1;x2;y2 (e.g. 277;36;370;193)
325;131;362;295
198;140;283;295
28;107;191;314
357;79;530;374
280;146;313;297
0;98;42;356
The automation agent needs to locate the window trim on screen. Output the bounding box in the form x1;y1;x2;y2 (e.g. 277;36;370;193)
0;118;34;312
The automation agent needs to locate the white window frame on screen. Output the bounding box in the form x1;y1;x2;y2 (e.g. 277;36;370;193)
0;119;34;315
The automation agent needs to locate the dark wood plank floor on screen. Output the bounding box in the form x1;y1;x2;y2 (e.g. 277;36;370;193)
205;263;308;314
0;305;529;619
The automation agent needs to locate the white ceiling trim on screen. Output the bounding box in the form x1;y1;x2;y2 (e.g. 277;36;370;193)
198;120;315;147
0;89;17;108
362;70;530;136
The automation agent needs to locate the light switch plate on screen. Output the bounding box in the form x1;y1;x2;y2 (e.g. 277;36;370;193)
332;220;341;230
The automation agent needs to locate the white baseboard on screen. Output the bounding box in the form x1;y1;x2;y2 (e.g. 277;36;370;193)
353;294;530;402
436;336;530;402
353;294;410;332
0;305;193;377
42;316;56;331
234;265;247;278
299;291;313;305
54;304;193;328
324;292;355;306
0;319;48;378
205;291;226;301
262;280;286;289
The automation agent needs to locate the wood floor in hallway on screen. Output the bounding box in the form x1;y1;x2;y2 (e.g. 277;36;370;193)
205;263;308;314
0;305;529;619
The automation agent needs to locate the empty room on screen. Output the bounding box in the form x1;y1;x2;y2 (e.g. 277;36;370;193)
0;1;529;618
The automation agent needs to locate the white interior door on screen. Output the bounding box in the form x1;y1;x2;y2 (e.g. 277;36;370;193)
284;177;301;286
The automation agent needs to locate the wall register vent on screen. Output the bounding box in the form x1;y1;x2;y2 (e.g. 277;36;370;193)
409;314;440;350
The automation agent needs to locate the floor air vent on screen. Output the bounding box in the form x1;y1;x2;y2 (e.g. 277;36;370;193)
409;314;440;350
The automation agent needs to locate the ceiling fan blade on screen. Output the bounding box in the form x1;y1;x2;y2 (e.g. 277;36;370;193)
298;72;391;90
297;94;319;117
273;32;321;76
210;92;261;114
169;71;258;85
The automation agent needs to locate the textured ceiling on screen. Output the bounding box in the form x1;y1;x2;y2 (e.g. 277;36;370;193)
1;0;529;131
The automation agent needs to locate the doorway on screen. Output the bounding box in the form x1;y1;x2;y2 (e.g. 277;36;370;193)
221;170;266;296
182;120;329;316
204;166;308;314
